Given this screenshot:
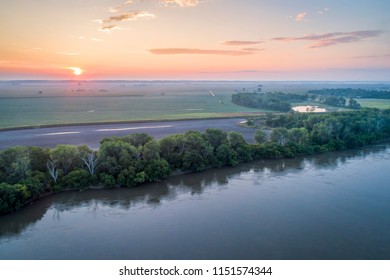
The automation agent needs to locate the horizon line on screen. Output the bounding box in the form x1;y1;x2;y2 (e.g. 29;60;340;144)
1;79;390;83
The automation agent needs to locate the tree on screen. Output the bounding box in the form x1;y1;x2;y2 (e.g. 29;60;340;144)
159;134;186;169
122;133;154;148
141;140;161;162
47;161;59;183
50;145;80;175
270;128;289;146
0;146;32;184
324;117;343;139
348;98;361;109
204;128;227;149
0;183;30;214
144;159;171;182
311;123;332;145
81;151;99;175
228;131;246;149
28;146;50;172
287;128;309;146
61;169;91;190
181;131;213;171
98;140;140;175
254;129;267;144
215;144;238;166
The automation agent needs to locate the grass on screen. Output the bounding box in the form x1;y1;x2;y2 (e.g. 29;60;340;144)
1;81;388;129
357;99;390;110
0;81;265;129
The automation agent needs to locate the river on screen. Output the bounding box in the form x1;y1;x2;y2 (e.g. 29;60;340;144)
1;145;390;260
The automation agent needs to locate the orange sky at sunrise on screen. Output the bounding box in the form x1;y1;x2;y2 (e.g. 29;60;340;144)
1;0;390;80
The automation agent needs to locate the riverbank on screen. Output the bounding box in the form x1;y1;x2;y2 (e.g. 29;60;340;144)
1;109;389;215
2;144;390;260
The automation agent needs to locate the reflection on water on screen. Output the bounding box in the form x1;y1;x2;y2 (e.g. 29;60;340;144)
0;145;390;260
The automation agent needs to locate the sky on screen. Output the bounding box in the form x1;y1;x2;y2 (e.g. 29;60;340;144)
1;0;390;81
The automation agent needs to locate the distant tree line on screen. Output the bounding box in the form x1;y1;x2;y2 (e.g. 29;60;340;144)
232;92;307;112
307;88;390;99
231;91;362;111
1;109;390;214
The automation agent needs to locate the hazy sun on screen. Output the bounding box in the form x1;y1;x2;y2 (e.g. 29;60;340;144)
69;67;83;76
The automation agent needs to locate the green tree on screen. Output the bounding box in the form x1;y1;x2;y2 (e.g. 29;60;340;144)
270;128;289;146
348;98;361;109
204;128;227;149
98;140;140;176
181;131;213;171
215;144;238;167
159;134;186;169
50;145;80;175
0;183;30;214
228;131;246;149
144;159;171;182
0;146;31;184
141;140;161;162
28;146;50;172
122;133;154;148
311;123;332;145
61;169;91;190
287;128;309;146
254;129;267;144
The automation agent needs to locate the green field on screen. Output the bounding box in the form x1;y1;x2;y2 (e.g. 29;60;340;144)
0;81;265;129
357;99;390;109
1;81;389;129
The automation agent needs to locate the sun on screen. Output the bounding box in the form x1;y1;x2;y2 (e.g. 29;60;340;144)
69;67;83;76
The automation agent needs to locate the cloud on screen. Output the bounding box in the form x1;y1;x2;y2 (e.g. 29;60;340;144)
222;40;262;46
149;48;254;56
160;0;200;7
273;30;384;48
317;8;330;14
241;48;264;52
103;11;155;23
109;0;143;13
295;12;306;22
98;25;122;33
96;10;155;32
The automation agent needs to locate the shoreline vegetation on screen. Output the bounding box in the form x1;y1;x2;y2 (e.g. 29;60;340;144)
1;108;390;215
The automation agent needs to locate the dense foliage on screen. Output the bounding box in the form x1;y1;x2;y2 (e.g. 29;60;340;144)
231;91;362;111
308;88;390;99
232;92;307;112
1;109;390;214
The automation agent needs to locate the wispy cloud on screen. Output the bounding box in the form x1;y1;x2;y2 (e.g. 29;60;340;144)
295;12;307;22
222;40;262;46
273;30;384;48
317;8;330;14
241;48;264;52
109;0;140;13
103;11;155;23
96;10;155;32
98;25;122;33
149;48;254;56
160;0;200;7
98;0;201;32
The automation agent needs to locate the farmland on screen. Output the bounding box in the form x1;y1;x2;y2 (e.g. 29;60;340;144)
1;81;389;129
0;81;263;129
357;99;390;109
